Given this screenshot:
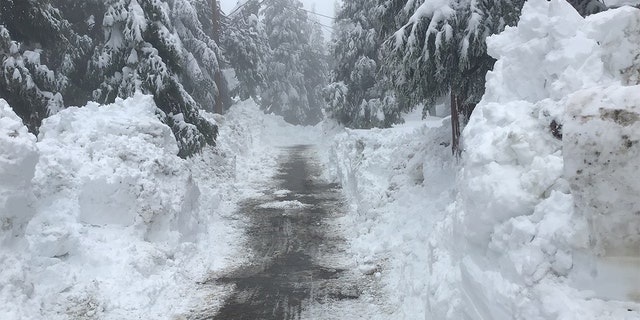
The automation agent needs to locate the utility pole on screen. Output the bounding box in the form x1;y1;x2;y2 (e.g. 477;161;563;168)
211;0;220;43
211;0;229;114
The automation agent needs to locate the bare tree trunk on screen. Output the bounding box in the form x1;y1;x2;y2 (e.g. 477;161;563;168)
451;93;462;157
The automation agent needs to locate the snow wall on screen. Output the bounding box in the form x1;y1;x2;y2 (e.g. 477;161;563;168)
0;93;273;319
328;0;640;318
458;1;640;318
0;99;38;242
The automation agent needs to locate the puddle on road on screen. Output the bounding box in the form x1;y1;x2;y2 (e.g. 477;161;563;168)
195;145;363;320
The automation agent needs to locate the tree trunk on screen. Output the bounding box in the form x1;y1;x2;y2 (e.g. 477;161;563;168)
214;71;226;114
451;93;462;157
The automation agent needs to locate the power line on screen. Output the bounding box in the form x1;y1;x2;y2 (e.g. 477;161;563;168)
298;8;335;20
225;0;266;17
309;19;335;32
225;0;335;32
279;3;336;31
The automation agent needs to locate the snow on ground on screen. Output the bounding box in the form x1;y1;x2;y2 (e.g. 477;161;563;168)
324;110;456;318
0;94;320;319
4;1;640;319
323;1;640;319
0;98;38;243
258;200;309;209
455;1;640;318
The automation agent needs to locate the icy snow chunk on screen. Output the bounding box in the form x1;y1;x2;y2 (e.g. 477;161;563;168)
0;99;38;240
127;49;138;65
457;1;640;318
461;99;563;245
484;0;602;104
26;209;78;258
258;200;308;209
564;85;640;257
78;177;138;226
583;6;640;84
273;189;291;198
33;93;199;243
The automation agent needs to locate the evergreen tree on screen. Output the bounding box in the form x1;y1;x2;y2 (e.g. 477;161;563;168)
176;0;232;112
221;0;269;101
0;0;230;157
325;0;405;129
389;0;524;154
261;0;317;125
0;0;94;132
85;0;220;157
301;13;329;123
567;0;606;16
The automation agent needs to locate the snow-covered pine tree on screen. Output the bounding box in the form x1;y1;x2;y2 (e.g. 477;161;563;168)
389;0;524;155
261;0;314;125
173;0;231;114
566;0;606;16
87;0;222;157
221;0;269;101
325;0;404;129
0;0;93;132
1;0;230;158
300;11;329;124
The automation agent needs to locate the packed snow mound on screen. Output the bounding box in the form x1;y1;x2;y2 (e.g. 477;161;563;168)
565;86;640;257
328;116;455;318
1;95;320;319
33;93;199;245
0;94;210;320
0;99;38;241
454;0;640;319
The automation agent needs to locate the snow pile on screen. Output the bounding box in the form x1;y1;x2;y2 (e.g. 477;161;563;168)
33;93;200;246
452;0;640;318
0;95;285;319
0;93;210;319
327;111;455;318
327;1;640;319
0;99;38;242
564;87;640;258
207;99;323;189
258;200;309;209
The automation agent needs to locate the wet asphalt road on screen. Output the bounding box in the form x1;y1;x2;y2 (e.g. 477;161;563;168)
200;145;360;320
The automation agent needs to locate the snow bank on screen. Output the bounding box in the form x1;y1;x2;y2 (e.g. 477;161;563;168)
0;99;38;242
33;93;199;246
565;86;640;257
0;93;210;319
455;0;640;318
327;1;640;319
0;94;274;319
327;113;455;318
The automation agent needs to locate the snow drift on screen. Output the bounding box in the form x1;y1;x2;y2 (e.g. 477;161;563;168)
0;93;324;319
327;0;640;319
0;89;322;319
326;113;455;318
32;93;201;249
0;93;209;319
456;0;640;318
0;99;38;243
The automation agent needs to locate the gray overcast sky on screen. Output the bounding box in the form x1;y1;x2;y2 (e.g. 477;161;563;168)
220;0;337;37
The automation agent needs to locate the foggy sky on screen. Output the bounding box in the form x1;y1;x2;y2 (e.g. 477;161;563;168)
219;0;337;37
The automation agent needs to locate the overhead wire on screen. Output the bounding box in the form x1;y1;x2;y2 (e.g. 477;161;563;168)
297;8;335;20
224;0;336;33
224;0;267;17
